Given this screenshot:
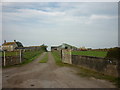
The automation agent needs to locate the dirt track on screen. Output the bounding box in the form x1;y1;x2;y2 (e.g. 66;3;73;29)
2;52;116;88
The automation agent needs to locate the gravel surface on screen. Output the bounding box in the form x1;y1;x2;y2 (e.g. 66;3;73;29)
2;52;116;88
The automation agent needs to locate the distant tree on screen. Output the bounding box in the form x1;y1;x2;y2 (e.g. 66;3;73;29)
87;48;92;50
106;47;120;60
41;44;48;52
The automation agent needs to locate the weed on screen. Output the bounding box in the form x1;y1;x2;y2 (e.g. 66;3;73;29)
39;53;48;63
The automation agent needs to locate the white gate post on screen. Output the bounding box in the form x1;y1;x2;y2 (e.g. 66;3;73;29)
4;51;6;66
20;50;22;63
70;49;72;64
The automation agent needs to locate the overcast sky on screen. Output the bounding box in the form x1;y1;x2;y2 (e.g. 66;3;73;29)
2;2;118;50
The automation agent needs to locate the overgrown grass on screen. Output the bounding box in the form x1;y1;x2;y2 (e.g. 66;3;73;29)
21;50;44;65
52;51;73;67
1;51;19;56
52;51;65;66
72;51;108;58
39;53;48;63
76;66;120;88
52;51;119;87
3;50;44;68
51;60;119;87
0;52;2;57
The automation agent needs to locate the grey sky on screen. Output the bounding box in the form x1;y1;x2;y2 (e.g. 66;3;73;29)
2;2;118;50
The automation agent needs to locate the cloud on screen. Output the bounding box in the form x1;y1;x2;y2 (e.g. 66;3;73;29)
0;3;2;44
17;9;66;16
90;14;117;20
2;2;118;49
1;0;119;2
4;8;65;18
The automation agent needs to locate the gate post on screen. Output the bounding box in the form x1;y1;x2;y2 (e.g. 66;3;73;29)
3;51;6;66
69;49;72;64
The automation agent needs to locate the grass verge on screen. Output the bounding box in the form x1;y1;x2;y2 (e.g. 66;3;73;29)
0;52;2;57
1;51;19;56
19;50;44;65
76;66;120;88
51;51;65;66
39;53;48;63
52;51;74;67
52;51;119;88
3;50;44;68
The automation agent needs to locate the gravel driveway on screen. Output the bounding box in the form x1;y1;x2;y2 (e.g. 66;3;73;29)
2;52;116;88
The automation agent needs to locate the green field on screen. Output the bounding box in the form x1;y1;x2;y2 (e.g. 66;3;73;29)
0;52;2;57
1;50;44;57
39;53;48;63
72;51;108;58
1;51;19;56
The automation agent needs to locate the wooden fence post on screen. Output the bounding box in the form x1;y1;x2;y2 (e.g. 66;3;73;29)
4;51;6;66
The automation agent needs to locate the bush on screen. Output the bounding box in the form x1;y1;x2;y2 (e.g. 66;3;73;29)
106;47;120;60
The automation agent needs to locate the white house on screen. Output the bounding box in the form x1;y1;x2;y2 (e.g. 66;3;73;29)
2;40;23;51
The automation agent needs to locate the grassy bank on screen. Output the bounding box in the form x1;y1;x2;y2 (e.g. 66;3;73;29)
52;51;119;87
52;51;73;67
72;51;108;58
0;52;2;57
21;50;44;65
76;66;120;88
39;53;48;63
3;50;44;68
52;51;65;66
1;51;19;56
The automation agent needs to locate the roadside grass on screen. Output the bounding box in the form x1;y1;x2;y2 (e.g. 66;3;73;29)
72;51;108;58
1;51;19;56
0;52;2;57
52;51;65;66
39;53;48;63
51;51;119;88
76;66;120;88
3;50;44;68
52;51;76;67
20;50;44;65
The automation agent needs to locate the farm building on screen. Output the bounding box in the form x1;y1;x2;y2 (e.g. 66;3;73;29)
58;43;77;50
16;46;41;50
51;46;59;51
2;40;23;51
51;43;77;51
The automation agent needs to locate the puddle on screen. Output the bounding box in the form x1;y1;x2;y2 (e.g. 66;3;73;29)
30;84;35;86
6;76;9;77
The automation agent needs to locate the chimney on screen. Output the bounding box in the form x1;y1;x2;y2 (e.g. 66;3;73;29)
14;40;16;42
4;40;6;43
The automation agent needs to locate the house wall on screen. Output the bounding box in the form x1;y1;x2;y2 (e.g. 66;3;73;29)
2;44;17;51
